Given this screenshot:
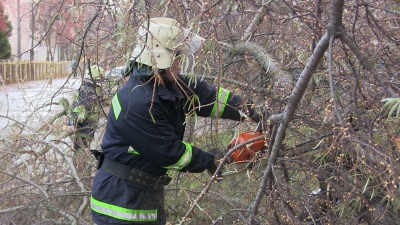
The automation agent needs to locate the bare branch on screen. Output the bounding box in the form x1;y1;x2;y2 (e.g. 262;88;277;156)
340;33;397;97
248;32;330;224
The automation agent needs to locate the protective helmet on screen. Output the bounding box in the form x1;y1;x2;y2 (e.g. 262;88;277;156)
84;65;104;81
130;17;204;69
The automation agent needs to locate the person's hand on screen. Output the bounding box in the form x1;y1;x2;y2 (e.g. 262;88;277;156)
66;125;75;131
206;148;225;181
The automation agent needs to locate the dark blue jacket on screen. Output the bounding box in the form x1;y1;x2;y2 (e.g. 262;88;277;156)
101;74;251;175
68;81;101;127
91;71;258;224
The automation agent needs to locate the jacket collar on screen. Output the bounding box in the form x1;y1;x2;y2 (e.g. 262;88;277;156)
130;75;183;102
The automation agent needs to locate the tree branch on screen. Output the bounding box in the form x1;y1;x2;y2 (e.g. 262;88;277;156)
248;32;330;224
220;41;293;97
340;33;397;97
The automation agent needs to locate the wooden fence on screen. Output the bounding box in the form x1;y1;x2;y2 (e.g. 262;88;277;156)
0;61;72;85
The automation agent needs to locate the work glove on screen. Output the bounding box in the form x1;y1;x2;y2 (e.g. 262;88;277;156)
206;148;225;181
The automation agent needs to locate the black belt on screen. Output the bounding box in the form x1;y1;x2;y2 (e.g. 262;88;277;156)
101;157;172;191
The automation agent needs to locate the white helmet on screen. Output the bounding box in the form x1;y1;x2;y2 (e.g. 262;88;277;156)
130;17;204;69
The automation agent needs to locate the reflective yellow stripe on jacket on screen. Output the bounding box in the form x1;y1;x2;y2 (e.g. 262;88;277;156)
210;87;230;118
127;146;140;155
91;196;157;222
112;93;122;120
163;141;192;171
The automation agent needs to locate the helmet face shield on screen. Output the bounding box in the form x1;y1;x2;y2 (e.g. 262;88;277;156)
181;28;204;55
130;18;204;69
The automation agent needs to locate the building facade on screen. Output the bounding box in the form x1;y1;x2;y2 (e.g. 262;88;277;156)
3;0;63;61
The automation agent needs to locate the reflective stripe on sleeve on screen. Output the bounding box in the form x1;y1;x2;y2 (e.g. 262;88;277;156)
90;196;158;222
210;87;230;118
127;146;140;155
164;142;192;171
112;93;122;120
72;107;79;113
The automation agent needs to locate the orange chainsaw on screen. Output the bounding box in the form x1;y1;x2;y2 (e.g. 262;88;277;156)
227;131;267;165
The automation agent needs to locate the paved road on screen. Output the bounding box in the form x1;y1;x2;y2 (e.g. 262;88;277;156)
0;77;81;130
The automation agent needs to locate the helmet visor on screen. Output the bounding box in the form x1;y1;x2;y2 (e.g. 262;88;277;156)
181;28;204;55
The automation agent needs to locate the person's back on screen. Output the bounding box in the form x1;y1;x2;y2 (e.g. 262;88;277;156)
71;60;77;77
91;18;263;224
67;65;104;151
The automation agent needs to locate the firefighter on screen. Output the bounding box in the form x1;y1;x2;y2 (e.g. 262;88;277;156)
71;60;77;78
67;64;104;151
90;18;261;224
